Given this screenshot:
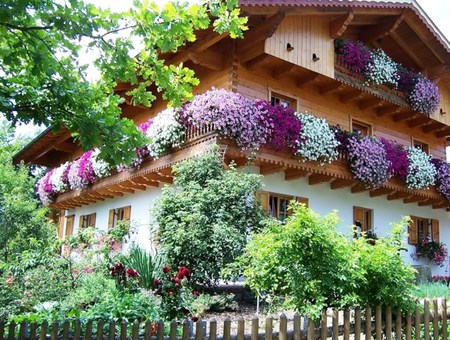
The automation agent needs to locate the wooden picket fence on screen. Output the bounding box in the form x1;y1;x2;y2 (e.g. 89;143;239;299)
1;299;450;339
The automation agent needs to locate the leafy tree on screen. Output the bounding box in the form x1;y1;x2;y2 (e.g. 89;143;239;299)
154;149;265;286
1;0;247;164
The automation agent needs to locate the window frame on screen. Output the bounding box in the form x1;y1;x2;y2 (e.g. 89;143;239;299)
412;139;429;154
79;213;96;229
353;206;373;237
408;216;439;245
269;89;298;111
257;190;309;222
108;206;131;229
350;118;372;137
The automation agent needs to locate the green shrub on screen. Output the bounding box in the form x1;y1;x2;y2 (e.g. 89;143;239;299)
190;292;238;316
120;246;157;290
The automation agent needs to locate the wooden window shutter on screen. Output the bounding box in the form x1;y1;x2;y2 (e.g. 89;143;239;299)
90;213;96;227
123;206;131;221
58;211;65;239
65;215;74;238
256;191;270;214
408;216;418;245
296;196;309;207
431;219;440;243
79;215;84;229
108;209;115;229
353;206;365;230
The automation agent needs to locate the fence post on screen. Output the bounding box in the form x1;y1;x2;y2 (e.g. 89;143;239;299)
320;311;327;340
62;320;70;340
375;305;382;340
405;311;411;340
86;320;93;340
386;306;392;340
280;313;287;340
307;318;315;340
414;306;420;340
252;316;259;340
120;320;127;340
132;320;140;340
170;320;178;340
424;299;430;340
40;320;48;340
223;317;231;340
96;319;104;340
442;299;448;340
108;320;115;340
344;309;350;340
209;319;217;340
433;299;439;340
30;321;37;340
18;321;27;340
8;321;16;340
365;307;372;340
237;318;245;340
332;309;339;340
0;321;4;340
395;310;401;340
354;307;361;340
157;320;164;340
293;312;301;340
195;319;204;340
265;316;273;340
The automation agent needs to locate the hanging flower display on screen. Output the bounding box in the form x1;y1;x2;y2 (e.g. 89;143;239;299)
406;147;436;189
432;159;450;199
68;150;96;190
413;238;448;266
181;88;272;150
91;149;113;179
407;77;441;115
255;100;302;152
347;136;391;188
49;162;70;193
335;39;371;75
146;108;185;159
294;112;340;164
364;49;399;87
36;169;55;205
117;119;152;172
379;138;409;179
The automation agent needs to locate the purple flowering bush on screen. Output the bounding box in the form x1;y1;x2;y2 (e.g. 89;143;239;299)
335;39;371;75
347;136;391;188
432;159;450;199
255;100;302;152
36;169;56;205
181;88;272;150
407;77;441;115
379;138;409;179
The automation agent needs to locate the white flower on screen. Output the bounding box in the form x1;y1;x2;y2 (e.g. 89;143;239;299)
50;162;70;193
365;49;399;87
146;108;185;159
406;147;436;189
294;112;340;164
91;149;112;179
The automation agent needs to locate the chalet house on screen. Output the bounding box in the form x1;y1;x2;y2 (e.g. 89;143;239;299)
14;0;450;275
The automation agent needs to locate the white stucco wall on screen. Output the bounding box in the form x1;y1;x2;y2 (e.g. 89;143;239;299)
62;168;450;276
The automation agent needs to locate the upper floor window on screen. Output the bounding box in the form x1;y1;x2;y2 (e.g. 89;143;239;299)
108;206;131;229
413;139;429;154
257;191;308;223
353;206;373;237
270;92;297;110
408;216;439;245
351;119;372;137
79;213;96;229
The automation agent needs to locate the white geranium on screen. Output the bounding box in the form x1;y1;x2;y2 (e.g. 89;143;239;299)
294;112;340;164
50;162;70;193
406;147;436;189
365;49;399;87
91;149;112;178
146;108;185;159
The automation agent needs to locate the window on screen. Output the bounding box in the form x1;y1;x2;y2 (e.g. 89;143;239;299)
108;206;131;229
351;119;372;137
270;92;297;110
257;191;308;222
408;216;439;245
412;139;429;154
79;213;96;228
65;215;75;238
353;206;373;236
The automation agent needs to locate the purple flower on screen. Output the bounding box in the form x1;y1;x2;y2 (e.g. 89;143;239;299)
379;138;409;179
432;159;450;199
407;77;441;114
335;39;372;75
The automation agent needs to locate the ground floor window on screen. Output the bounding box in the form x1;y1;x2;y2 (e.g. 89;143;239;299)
79;213;96;229
108;206;131;229
353;206;373;238
257;191;308;222
408;216;439;245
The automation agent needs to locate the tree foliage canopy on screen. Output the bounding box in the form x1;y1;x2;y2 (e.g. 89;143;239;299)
0;0;247;164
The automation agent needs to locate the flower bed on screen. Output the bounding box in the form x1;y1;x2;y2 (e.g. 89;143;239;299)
36;89;450;204
335;39;441;115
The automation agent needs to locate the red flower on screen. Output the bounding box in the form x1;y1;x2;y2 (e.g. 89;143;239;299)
126;268;139;278
191;316;198;322
163;266;171;274
153;279;161;287
193;291;200;297
111;262;124;276
177;266;191;280
172;277;181;286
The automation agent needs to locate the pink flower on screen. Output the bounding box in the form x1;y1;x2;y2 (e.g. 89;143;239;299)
126;268;139;278
162;266;171;274
177;266;191;280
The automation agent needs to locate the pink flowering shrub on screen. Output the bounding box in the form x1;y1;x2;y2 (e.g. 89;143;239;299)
181;88;272;150
36;169;55;204
379;138;409;179
255;100;302;152
412;238;448;267
347;136;391;188
68;150;96;190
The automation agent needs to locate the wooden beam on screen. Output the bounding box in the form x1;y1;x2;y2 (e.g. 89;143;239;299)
308;173;334;185
392;111;413;122
188;50;224;71
404;196;421;204
377;106;401;117
239;42;265;64
167;31;228;66
359;15;404;42
132;177;159;187
408;115;429;128
297;73;319;88
246;54;271;70
340;90;363;103
285;168;309;181
109;184;134;194
97;188;123;197
422;122;443;134
330;178;354;190
351;183;367;194
390;31;426;70
121;180;147;191
330;12;354;38
32;132;72;162
260;163;285;175
369;187;394;197
418;198;437;207
359;97;383;110
145;172;173;183
387;192;410;201
53;141;75;153
436;127;450;138
272;63;296;79
424;64;448;82
433;202;449;210
237;12;285;51
319;82;344;95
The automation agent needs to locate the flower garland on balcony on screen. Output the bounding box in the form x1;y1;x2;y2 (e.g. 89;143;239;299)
294;112;340;164
36;89;450;205
335;39;441;115
347;136;391;188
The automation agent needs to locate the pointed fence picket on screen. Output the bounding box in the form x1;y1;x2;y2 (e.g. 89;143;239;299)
1;299;449;339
